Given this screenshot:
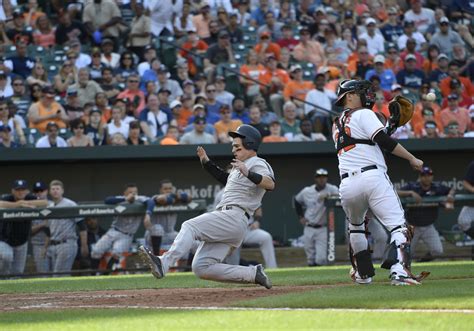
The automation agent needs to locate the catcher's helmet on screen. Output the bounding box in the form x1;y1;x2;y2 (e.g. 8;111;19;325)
229;124;262;151
334;79;375;108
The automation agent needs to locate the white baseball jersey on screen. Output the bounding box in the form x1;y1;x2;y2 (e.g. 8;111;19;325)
332;108;388;176
294;184;339;225
216;156;275;215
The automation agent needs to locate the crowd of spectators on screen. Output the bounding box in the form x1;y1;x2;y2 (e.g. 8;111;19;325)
0;0;473;149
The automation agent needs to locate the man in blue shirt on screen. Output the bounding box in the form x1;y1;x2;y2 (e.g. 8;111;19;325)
365;55;397;92
396;54;425;92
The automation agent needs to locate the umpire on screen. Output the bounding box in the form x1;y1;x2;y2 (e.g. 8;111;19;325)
397;166;455;262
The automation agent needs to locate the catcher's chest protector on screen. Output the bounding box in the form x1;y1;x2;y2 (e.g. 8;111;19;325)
334;109;375;153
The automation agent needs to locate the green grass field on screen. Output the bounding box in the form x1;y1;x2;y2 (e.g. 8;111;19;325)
0;261;473;331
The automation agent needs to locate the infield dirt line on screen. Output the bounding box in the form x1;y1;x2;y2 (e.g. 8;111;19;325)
5;305;474;314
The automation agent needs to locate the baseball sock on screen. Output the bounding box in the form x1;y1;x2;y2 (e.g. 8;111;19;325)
151;236;162;256
105;256;119;274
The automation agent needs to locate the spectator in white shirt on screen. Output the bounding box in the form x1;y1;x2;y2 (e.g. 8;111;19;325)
35;122;68;148
358;18;385;56
403;0;435;35
106;106;129;142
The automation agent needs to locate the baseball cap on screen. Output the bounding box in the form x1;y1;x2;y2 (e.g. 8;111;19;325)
12;179;28;190
439;17;449;24
157;64;168;73
374;55;385;64
344;10;353;19
193;104;205;111
90;108;102;116
447;93;459;100
182;79;194;87
365;18;377;26
170;100;182;109
404;20;415;27
0;124;11;132
437;53;449;61
449;78;461;88
12;9;23;18
46;121;59;130
42;85;55;95
158;87;171;95
218;30;229;38
33;181;48;192
67;86;78;96
391;84;402;91
194;116;206;124
101;38;114;46
290;64;302;72
405;54;417;62
420;166;433;176
315;168;329;177
387;7;398;14
0;70;6;78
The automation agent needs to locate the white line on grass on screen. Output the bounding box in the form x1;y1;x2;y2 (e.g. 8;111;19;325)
9;305;474;314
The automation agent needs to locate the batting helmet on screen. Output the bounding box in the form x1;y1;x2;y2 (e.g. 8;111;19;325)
334;79;375;108
229;125;262;151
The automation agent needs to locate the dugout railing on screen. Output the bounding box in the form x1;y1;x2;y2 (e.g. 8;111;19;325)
325;194;474;264
0;199;208;279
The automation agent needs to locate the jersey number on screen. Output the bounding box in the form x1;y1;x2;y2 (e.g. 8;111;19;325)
335;127;356;155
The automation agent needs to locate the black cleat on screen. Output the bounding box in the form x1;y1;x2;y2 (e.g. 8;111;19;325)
138;245;164;279
255;264;272;289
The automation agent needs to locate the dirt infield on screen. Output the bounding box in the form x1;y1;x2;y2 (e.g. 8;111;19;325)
0;285;339;311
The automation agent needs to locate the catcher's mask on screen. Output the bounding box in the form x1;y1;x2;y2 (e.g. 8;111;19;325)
335;79;375;109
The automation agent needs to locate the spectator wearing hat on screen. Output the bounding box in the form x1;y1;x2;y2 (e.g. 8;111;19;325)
439;94;470;134
139;93;175;143
412;96;443;136
365;55;396;92
99;38;120;69
440;78;472;109
254;31;281;62
30;181;51;274
83;0;122;45
62;86;82;122
127;3;151;61
186;103;218;134
396;54;425;91
0;124;18;148
4;40;35;79
283;64;314;111
116;73;145;115
203;30;235;79
262;120;287;142
398;167;455;262
429;17;465;58
383;43;403;74
6;9;33;45
180;116;216;144
192;3;212;39
428;53;450;85
0;179;48;275
293;27;325;67
68;118;94;147
380;7;403;43
155;65;183;102
404;0;435;34
170;99;191;132
226;12;243;44
35;121;67;147
439;61;474;98
85;108;105;146
181;79;196;102
55;11;87;46
277;24;299;52
358;18;385;56
27;86;68;133
215;76;234;107
258;55;289;117
214;104;242;143
180;29;209;76
66;39;92;70
0;70;13;98
397;20;427;52
86;47;106;82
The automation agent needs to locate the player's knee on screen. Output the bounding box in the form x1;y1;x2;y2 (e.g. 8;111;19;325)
191;259;212;280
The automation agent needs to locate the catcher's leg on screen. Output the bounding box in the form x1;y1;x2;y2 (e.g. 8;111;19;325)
348;218;375;284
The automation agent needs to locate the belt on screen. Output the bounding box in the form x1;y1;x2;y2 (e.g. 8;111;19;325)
113;227;133;236
217;205;250;219
50;239;69;245
341;165;378;180
306;224;324;229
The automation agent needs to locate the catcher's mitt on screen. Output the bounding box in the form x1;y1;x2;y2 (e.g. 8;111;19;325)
388;95;414;127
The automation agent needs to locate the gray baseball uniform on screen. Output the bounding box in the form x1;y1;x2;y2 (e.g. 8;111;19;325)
46;197;83;275
31;219;51;274
91;196;148;259
295;183;339;265
145;212;177;250
160;155;275;284
214;188;278;269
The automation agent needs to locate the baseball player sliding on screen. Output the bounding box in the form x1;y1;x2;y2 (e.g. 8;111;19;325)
139;125;274;289
332;79;429;286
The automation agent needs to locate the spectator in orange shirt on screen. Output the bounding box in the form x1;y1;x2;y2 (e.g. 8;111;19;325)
440;94;471;134
444;120;463;138
262;121;288;143
440;62;474;98
384;42;404;74
254;31;281;62
172;97;193;133
214;104;243;143
180;29;209;77
412;107;444;137
240;50;265;98
283;64;314;115
421;120;443;138
117;74;146;116
412;94;442;133
422;45;440;76
160;125;180;145
258;54;289;116
440;78;473;109
293;27;326;67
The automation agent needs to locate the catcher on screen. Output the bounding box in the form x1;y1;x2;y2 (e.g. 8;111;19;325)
332;79;429;285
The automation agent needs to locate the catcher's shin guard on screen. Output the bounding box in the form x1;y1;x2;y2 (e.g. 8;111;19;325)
348;217;375;279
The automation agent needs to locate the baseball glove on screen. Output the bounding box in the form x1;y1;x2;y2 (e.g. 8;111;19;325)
388;95;414;127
